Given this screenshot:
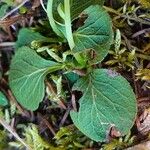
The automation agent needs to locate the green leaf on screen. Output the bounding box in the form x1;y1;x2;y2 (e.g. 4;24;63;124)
0;4;9;18
73;5;113;64
1;0;14;6
47;0;105;48
65;72;79;85
70;0;104;20
52;0;104;22
16;28;47;49
0;92;8;106
70;69;137;142
9;47;62;110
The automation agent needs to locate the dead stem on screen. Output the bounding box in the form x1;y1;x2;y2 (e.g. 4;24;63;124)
0;13;33;26
0;42;15;47
0;118;31;150
132;28;150;38
59;106;71;127
71;93;77;112
37;113;56;136
0;0;30;21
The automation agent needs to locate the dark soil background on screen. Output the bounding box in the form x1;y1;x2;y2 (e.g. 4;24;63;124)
0;0;150;149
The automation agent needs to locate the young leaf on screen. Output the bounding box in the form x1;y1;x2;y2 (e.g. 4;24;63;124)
73;5;113;64
16;28;47;49
0;92;8;106
9;47;62;110
70;69;137;142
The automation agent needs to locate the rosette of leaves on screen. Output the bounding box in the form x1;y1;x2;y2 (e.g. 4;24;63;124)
9;0;137;142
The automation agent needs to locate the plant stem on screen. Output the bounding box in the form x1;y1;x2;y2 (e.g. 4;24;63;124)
40;0;47;12
47;0;62;36
64;0;75;50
